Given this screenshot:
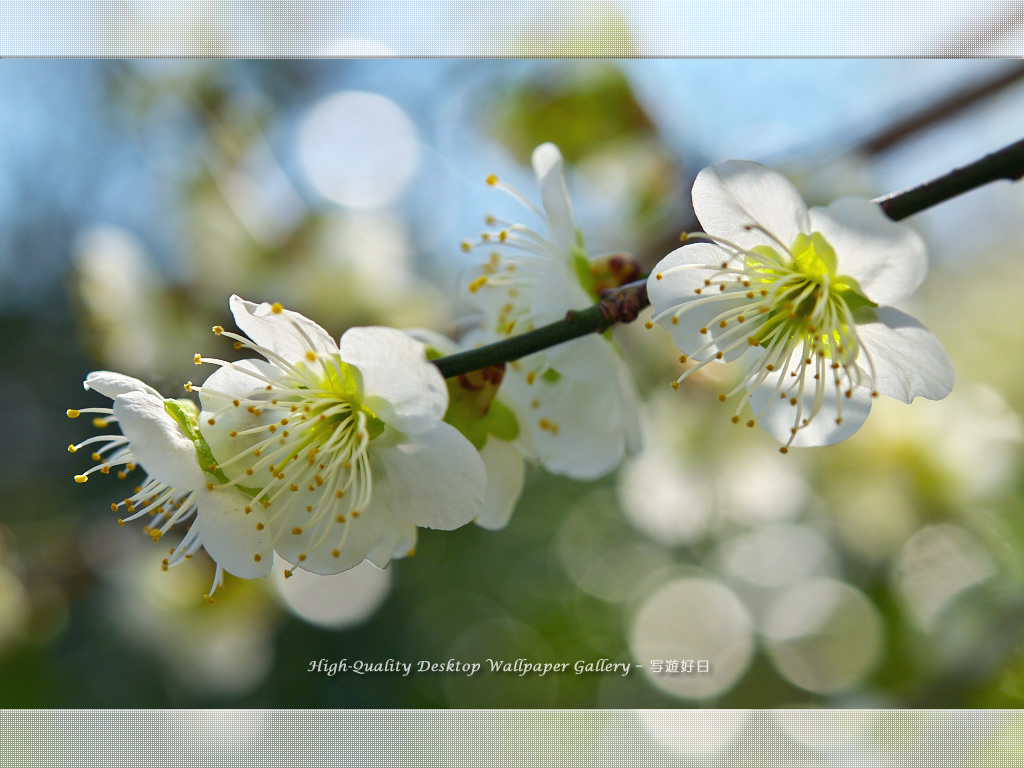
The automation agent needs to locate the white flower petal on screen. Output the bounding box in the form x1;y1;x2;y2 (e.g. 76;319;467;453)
503;367;635;479
809;199;927;306
193;488;273;579
693;161;810;252
339;326;448;435
274;494;387;576
229;294;338;365
532;142;577;255
365;511;418;568
370;421;485;530
529;255;591;326
113;391;205;489
648;243;752;362
748;369;873;448
84;371;161;399
475;437;526;531
857;307;955;403
542;333;622;384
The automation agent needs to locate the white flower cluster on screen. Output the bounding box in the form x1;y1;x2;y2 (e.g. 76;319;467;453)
69;300;487;600
69;146;956;599
646;160;954;452
457;143;643;480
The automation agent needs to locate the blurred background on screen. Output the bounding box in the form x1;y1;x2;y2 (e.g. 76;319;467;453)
3;57;1024;726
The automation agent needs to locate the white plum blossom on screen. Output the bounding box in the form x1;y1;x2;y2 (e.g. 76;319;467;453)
647;160;954;451
194;296;487;575
68;371;272;601
460;142;641;479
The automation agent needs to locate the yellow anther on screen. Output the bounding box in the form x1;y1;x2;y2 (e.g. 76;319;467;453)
68;444;77;453
731;415;740;424
244;506;252;514
526;371;536;385
468;276;488;293
161;559;168;571
283;570;293;579
679;355;688;363
207;418;215;426
150;530;162;541
194;353;202;365
671;382;680;390
305;351;317;362
253;554;262;562
331;549;340;558
499;230;508;243
92;418;106;429
671;317;679;325
779;447;789;454
292;527;303;535
92;452;102;462
74;475;88;484
298;554;307;562
271;302;284;314
485;173;499;186
206;482;214;491
746;419;755;428
117;518;124;526
212;325;224;335
204;594;215;604
256;522;264;531
460;241;472;253
336;514;346;523
655;273;663;280
184;381;193;392
66;409;80;418
718;394;727;402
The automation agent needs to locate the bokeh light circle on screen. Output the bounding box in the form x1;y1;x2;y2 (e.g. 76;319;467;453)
629;577;754;700
298;91;419;209
273;557;392;630
762;578;883;694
